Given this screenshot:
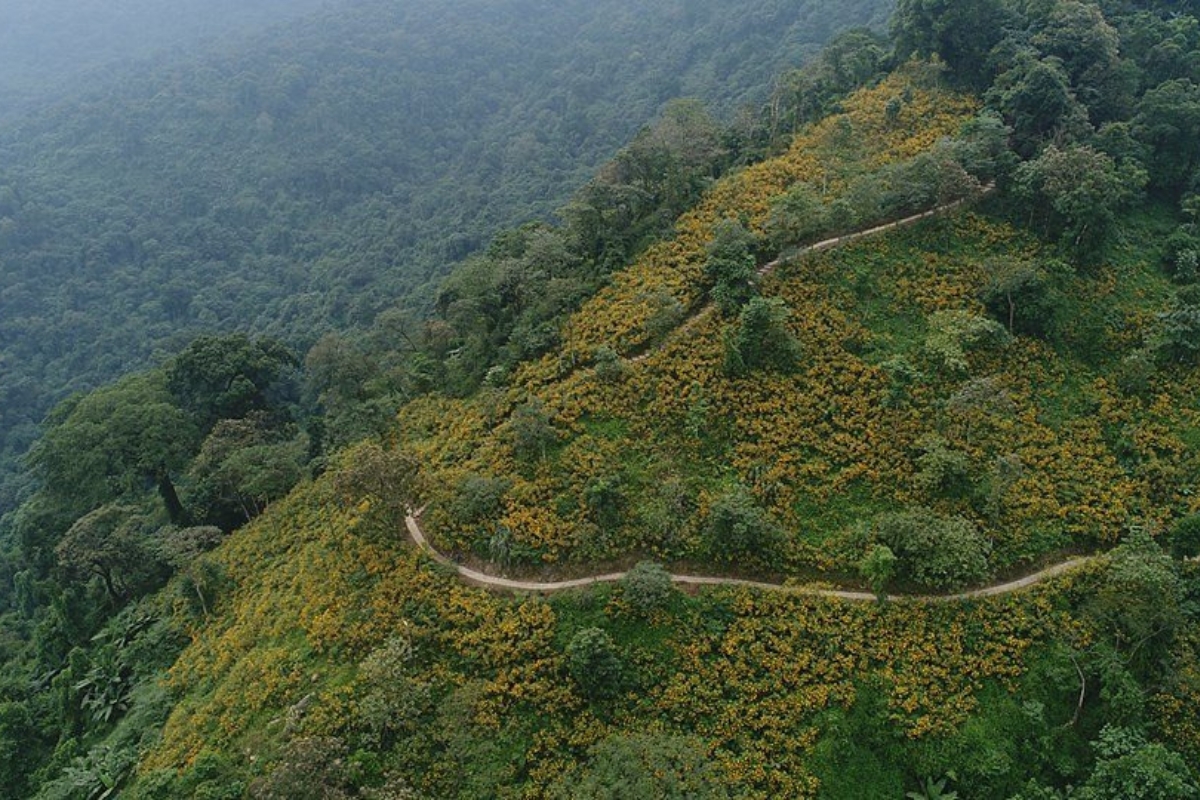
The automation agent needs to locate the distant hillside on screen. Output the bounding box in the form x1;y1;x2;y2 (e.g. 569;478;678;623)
0;0;334;118
0;0;892;510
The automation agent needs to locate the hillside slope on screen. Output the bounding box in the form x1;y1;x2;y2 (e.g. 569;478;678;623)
398;68;1200;589
0;0;891;510
11;1;1200;796
127;68;1200;798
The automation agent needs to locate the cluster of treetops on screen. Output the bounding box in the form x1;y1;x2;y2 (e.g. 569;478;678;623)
0;0;891;514
4;0;1200;794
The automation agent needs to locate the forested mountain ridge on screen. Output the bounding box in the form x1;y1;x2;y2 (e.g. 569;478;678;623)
0;0;892;512
0;0;334;120
5;0;1200;797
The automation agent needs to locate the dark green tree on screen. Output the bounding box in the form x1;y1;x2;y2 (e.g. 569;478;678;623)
766;183;829;248
1074;726;1199;800
54;505;165;604
1014;143;1147;263
331;441;422;533
988;53;1089;156
303;332;398;451
591;345;629;384
872;508;991;590
1160;226;1200;283
1133;79;1200;191
1168;513;1200;559
565;99;724;268
892;0;1011;88
1154;285;1200;363
703;485;781;563
620;561;674;616
613;99;724;225
30;374;197;523
979;257;1066;338
510;399;557;461
566;627;623;700
166;334;297;431
187;415;306;528
722;297;802;376
0;702;39;800
1032;0;1130;122
448;473;511;527
1083;529;1183;672
913;437;973;500
584;474;625;530
858;544;898;601
704;219;759;316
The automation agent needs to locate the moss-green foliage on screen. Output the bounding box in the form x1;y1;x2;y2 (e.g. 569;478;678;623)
0;0;895;512
1170;514;1200;560
16;2;1200;796
871;508;991;591
548;732;731;799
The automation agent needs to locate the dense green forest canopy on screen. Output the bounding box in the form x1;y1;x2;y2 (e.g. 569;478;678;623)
5;0;1200;797
0;0;893;512
0;0;333;119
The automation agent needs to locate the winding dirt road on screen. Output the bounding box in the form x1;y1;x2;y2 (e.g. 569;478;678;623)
405;509;1095;602
756;186;995;277
404;186;1098;602
628;186;995;364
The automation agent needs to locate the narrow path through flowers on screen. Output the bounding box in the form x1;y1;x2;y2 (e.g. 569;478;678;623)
405;508;1095;601
628;185;995;363
405;186;1098;601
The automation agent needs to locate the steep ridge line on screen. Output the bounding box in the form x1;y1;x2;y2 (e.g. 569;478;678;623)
404;508;1096;601
628;185;996;364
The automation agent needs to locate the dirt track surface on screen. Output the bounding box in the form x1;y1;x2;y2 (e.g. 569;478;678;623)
628;186;994;364
404;186;1096;602
405;510;1094;601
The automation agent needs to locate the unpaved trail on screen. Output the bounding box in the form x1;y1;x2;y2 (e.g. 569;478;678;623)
629;186;994;364
756;187;994;277
405;509;1095;601
404;185;1095;602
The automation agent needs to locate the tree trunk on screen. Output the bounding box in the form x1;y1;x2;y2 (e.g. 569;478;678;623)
157;468;187;525
1068;653;1086;727
93;564;123;605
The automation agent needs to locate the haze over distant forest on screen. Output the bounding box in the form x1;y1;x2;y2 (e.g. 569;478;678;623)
0;0;891;510
0;0;334;118
4;1;1200;798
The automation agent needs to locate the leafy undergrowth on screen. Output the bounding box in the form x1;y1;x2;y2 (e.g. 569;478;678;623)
396;73;1199;584
127;63;1200;799
131;464;1093;797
